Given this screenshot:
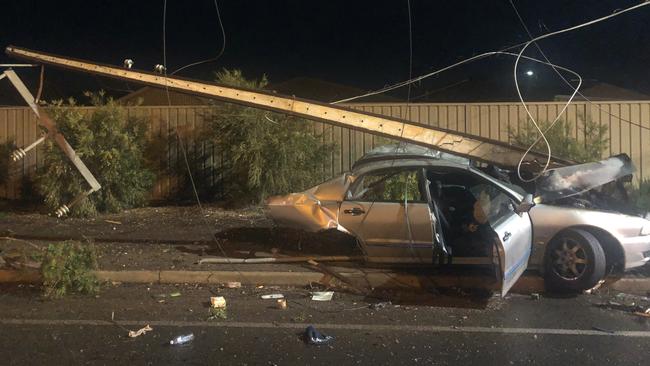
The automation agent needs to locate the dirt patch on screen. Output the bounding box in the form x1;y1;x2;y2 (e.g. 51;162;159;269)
0;204;272;243
1;203;361;271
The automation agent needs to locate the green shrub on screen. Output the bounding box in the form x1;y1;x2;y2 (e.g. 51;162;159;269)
41;241;99;298
508;116;608;163
206;69;335;204
36;92;154;216
629;179;650;213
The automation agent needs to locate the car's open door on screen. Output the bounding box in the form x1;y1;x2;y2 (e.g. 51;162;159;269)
489;208;533;296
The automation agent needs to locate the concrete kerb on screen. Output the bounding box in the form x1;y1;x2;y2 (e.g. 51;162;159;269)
2;268;650;295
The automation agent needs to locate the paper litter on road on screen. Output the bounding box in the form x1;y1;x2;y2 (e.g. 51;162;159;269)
128;324;153;338
311;291;334;301
261;294;284;300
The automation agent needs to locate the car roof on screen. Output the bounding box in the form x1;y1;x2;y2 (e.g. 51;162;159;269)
351;144;471;172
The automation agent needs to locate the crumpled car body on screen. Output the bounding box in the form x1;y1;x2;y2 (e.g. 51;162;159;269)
267;144;650;294
267;174;353;233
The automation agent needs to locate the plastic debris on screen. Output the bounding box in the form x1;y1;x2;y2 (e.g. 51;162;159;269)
369;301;391;310
261;294;284;300
128;324;153;338
305;325;334;345
210;296;227;309
170;292;181;298
277;299;287;309
583;280;605;294
170;333;194;345
311;291;334;301
225;281;241;289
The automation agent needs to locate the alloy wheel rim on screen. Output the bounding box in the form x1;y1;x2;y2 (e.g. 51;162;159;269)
551;237;588;280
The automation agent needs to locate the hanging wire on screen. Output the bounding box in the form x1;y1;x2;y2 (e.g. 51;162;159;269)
171;0;226;75
512;1;650;181
509;0;650;169
162;0;249;282
333;3;650;137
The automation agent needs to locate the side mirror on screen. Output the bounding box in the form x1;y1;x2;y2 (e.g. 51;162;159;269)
515;194;535;214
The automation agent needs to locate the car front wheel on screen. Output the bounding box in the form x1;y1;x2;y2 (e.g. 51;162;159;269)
544;228;606;292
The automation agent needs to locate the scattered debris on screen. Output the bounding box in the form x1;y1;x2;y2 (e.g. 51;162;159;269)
210;296;227;309
225;281;241;289
583;280;605;294
261;294;284;300
169;333;194;345
277;298;288;310
208;296;228;320
208;307;228;320
104;220;122;225
369;301;392;310
633;310;650;319
128;324;153;338
305;325;334;345
595;300;641;313
615;292;650;302
169;292;181;298
530;293;541;300
311;291;334;301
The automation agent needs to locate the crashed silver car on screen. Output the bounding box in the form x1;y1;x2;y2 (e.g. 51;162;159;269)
268;144;650;295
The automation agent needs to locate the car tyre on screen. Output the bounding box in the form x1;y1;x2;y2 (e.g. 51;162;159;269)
544;229;606;293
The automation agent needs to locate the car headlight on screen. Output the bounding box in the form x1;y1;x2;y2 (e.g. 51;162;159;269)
641;223;650;236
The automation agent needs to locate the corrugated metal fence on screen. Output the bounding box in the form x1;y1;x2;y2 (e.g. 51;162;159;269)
2;101;649;199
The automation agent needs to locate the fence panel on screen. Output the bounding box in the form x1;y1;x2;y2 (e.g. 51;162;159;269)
3;100;650;200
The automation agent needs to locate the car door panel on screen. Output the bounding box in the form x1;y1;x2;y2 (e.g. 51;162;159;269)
339;201;433;260
338;168;435;262
491;211;533;295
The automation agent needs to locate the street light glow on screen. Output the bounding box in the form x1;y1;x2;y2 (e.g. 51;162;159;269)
526;70;534;76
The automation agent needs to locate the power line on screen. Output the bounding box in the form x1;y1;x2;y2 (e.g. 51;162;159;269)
161;0;247;282
512;1;650;181
171;0;226;75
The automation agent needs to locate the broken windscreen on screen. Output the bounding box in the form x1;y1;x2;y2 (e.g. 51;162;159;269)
535;154;635;203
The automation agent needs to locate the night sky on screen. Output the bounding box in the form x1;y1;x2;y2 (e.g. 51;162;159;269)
1;0;649;102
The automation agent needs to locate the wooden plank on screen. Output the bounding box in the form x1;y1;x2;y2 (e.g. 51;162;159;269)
447;105;458;132
620;103;632;158
641;103;650;182
610;104;621;155
630;103;641;183
489;105;499;140
498;105;509;142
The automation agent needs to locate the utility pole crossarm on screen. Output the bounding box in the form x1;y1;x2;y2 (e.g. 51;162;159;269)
5;45;567;168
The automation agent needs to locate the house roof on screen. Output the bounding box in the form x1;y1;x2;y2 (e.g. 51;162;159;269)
117;86;210;106
555;82;650;101
269;77;402;103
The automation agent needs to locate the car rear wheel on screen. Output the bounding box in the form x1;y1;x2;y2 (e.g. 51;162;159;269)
544;229;606;292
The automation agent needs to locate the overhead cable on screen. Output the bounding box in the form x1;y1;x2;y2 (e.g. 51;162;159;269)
512;1;650;181
171;0;226;75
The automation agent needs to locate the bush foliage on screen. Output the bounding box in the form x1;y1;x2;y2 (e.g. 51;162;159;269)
36;92;154;216
630;179;650;213
205;69;335;204
509;116;608;163
41;241;99;298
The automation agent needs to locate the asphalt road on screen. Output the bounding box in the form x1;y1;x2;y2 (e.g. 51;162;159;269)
1;283;649;365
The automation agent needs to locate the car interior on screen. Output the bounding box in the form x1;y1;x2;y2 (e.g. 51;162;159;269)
426;168;512;258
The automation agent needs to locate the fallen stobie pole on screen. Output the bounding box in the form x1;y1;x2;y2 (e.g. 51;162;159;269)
5;45;570;169
198;255;363;264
